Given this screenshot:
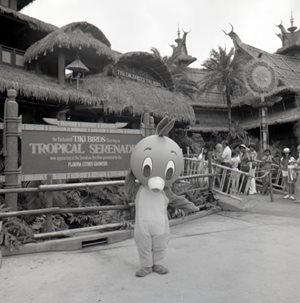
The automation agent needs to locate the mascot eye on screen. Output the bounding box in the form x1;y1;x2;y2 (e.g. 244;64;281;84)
165;160;175;180
142;157;152;177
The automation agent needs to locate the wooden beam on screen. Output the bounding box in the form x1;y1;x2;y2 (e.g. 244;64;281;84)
57;49;65;85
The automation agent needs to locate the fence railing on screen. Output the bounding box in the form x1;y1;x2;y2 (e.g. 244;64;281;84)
184;157;278;201
0;173;214;239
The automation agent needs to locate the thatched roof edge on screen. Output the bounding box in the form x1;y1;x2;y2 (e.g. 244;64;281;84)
24;22;116;63
0;64;195;123
0;5;57;33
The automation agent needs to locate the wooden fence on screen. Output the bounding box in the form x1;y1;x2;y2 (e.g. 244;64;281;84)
184;157;279;202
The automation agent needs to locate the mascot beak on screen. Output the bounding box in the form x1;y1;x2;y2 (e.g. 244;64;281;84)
148;176;165;192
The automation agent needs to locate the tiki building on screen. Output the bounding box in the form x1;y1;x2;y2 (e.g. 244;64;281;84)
187;19;300;149
0;0;195;127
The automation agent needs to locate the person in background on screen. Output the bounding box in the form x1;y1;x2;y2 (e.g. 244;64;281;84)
229;151;241;194
212;143;223;187
280;147;296;200
239;144;250;194
221;141;232;167
294;144;300;202
248;144;257;195
220;141;232;192
213;143;223;164
260;148;276;195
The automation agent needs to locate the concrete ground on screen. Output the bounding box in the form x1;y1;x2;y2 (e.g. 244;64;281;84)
1;211;300;303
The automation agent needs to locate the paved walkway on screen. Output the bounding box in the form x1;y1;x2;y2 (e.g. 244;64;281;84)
1;211;300;303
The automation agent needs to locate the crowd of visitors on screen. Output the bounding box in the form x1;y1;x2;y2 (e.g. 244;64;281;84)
208;141;300;201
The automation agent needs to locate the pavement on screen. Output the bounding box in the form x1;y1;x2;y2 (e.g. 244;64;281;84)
1;211;300;303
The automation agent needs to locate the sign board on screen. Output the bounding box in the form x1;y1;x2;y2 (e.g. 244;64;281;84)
21;124;143;181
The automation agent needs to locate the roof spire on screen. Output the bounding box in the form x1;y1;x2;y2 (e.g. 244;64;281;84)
288;10;297;33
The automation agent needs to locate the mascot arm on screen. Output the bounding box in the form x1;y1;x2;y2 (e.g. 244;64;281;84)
165;187;199;213
124;169;139;203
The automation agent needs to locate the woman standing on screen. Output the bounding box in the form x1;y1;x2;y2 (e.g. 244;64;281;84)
248;144;257;195
280;147;296;200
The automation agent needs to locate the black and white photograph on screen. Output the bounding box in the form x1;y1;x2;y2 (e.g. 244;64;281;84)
0;0;300;302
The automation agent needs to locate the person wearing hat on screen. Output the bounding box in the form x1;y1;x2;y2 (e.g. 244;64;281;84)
280;147;296;199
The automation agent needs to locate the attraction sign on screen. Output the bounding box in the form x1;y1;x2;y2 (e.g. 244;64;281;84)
21;124;143;180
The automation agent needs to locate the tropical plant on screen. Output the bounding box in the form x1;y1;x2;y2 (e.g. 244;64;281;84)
0;203;34;252
150;47;198;99
198;46;244;132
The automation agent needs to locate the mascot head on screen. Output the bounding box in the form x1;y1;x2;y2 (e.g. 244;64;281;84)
130;116;183;192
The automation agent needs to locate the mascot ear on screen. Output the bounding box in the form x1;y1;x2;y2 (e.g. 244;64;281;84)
124;169;139;202
156;116;175;137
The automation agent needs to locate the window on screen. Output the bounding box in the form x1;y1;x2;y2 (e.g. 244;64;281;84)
2;50;12;64
15;53;24;67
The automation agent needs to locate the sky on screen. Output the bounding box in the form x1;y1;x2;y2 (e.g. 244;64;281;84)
23;0;300;68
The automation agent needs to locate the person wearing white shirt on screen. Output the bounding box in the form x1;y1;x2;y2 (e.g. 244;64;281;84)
221;141;232;167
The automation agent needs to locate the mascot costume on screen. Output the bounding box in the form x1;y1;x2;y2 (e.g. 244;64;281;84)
125;116;199;277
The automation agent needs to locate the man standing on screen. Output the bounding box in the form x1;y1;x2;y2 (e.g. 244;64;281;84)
220;141;232;192
221;141;232;167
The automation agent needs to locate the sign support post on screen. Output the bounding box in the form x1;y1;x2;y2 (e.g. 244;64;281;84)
4;89;21;210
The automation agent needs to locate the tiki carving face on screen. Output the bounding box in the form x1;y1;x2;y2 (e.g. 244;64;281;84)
130;117;183;192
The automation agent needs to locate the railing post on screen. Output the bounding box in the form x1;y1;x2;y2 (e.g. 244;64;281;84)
45;175;54;232
142;112;150;137
208;151;213;203
4;89;21;210
268;171;274;202
149;115;155;135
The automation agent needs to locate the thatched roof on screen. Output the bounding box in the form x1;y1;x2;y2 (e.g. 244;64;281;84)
0;63;195;123
82;74;195;123
0;63;98;105
24;22;115;63
228;30;300;104
66;57;89;73
0;5;57;33
18;0;35;10
116;52;174;90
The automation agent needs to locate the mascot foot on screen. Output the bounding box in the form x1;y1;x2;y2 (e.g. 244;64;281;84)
135;267;153;277
153;264;168;275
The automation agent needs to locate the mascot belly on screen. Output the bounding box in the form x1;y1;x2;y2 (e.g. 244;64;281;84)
125;116;199;277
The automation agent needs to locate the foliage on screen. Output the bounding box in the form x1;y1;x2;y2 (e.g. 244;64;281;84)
227;121;251;146
30;214;69;233
198;46;245;132
150;47;198;99
0;203;34;252
19;182;132;232
168;181;210;219
170;65;199;99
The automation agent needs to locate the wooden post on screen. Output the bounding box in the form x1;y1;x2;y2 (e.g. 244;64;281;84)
149;115;155;135
57;49;65;85
207;151;213;203
44;175;54;232
4;89;21;210
268;171;274;202
260;96;268;152
143;112;150;137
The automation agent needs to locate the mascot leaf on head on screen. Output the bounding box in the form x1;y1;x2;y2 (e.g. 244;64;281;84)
125;116;199;277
